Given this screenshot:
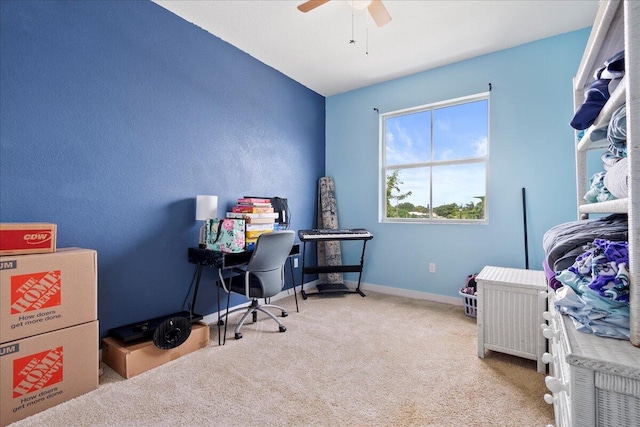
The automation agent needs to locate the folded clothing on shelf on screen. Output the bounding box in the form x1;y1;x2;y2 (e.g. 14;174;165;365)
570;50;625;130
608;104;627;156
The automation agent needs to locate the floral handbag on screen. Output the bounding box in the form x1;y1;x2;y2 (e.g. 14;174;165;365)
206;218;245;253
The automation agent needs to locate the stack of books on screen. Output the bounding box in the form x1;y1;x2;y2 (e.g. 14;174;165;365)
227;198;278;249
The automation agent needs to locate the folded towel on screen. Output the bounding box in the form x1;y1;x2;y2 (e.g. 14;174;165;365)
608;104;627;157
604;157;629;199
584;171;616;203
601;151;623;170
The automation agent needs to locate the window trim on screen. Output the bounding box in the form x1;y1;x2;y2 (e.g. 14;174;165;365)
379;92;490;224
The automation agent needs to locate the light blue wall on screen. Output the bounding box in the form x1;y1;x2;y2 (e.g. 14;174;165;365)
0;1;325;339
326;29;590;299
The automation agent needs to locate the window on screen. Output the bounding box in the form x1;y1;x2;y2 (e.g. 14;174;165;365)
381;93;489;223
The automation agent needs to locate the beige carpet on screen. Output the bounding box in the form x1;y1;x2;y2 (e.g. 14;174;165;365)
9;291;554;426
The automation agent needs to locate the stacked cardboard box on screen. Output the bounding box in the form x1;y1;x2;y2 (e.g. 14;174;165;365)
0;223;56;256
102;322;210;379
0;224;98;426
227;198;278;249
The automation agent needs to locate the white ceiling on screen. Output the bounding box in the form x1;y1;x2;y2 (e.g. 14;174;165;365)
153;0;599;97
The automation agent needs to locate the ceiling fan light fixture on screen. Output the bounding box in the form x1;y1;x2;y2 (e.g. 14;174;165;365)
349;0;372;11
297;0;391;28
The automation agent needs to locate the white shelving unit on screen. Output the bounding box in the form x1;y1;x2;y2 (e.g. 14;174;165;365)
544;1;640;426
572;0;638;345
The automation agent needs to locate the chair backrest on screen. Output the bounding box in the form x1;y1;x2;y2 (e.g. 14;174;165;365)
246;231;295;297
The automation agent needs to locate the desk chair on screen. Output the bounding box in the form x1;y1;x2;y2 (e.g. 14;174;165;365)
219;230;295;340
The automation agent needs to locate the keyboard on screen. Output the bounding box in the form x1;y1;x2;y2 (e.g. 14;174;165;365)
298;229;373;241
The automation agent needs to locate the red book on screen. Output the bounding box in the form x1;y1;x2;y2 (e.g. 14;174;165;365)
232;206;275;214
237;198;271;204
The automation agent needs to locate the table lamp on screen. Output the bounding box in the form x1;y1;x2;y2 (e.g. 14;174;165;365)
196;195;218;248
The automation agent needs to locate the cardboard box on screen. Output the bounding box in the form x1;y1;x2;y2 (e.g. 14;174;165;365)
102;322;210;379
0;248;97;344
0;321;99;426
0;223;57;256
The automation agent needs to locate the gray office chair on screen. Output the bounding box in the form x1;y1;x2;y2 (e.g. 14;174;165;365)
219;230;295;340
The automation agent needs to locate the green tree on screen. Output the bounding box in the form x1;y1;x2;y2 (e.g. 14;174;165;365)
466;196;485;219
386;170;412;218
433;197;485;220
397;202;416;211
433;203;459;219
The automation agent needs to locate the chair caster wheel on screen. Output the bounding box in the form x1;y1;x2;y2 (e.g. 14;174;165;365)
279;326;286;333
281;311;288;318
235;333;243;339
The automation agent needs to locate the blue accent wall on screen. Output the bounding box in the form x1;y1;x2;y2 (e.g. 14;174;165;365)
0;1;325;338
326;29;590;299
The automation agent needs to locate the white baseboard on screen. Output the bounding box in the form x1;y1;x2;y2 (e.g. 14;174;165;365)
352;280;464;306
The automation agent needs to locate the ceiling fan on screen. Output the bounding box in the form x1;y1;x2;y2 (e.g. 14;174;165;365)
297;0;392;27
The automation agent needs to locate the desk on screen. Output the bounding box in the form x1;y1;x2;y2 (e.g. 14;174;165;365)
187;244;300;345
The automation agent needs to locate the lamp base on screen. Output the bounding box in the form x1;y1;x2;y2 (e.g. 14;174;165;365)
199;223;208;248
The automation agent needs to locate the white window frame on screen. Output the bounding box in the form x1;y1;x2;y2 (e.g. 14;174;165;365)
379;92;490;224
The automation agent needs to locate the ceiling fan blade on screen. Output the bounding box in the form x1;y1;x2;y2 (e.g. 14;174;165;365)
297;0;330;13
368;0;392;27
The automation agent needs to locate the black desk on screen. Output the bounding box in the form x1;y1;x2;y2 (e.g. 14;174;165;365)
187;244;301;345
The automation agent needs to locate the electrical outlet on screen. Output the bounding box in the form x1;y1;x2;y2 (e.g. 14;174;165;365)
429;263;436;273
294;257;299;268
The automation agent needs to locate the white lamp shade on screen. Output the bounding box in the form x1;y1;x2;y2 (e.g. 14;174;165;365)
195;195;218;221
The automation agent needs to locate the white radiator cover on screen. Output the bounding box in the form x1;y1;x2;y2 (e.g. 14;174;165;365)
476;266;547;373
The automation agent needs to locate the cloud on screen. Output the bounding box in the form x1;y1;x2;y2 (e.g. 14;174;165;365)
395;121;413;148
431;164;485;205
473;137;488;156
436;148;454;161
386;131;395;143
435;118;451;133
385;122;417;165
